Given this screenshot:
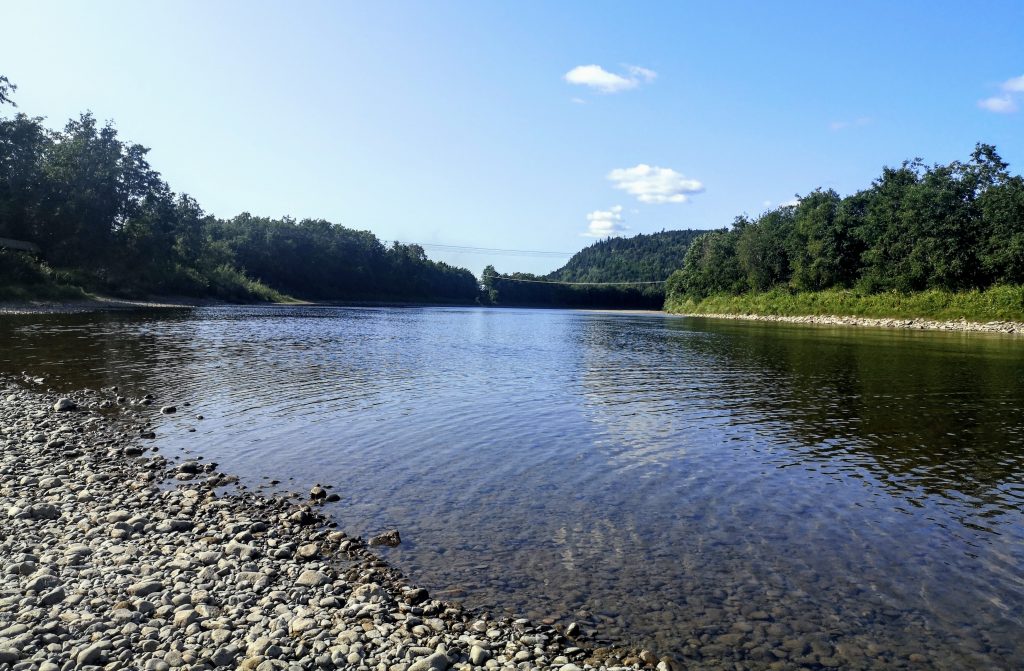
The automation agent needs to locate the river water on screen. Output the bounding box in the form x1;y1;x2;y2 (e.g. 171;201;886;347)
1;306;1022;669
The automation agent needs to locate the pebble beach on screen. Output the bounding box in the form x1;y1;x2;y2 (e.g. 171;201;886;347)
0;380;662;671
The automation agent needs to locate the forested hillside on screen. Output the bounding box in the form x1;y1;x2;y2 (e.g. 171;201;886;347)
666;144;1024;319
0;76;478;303
484;229;705;308
551;230;705;283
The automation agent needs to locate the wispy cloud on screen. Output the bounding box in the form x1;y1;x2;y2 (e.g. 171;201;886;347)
829;116;872;131
978;95;1018;114
583;205;628;237
1001;74;1024;93
607;164;704;204
978;75;1024;114
564;64;656;94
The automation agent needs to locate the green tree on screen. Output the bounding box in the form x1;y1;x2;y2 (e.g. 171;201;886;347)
978;175;1024;284
737;208;795;291
668;226;744;300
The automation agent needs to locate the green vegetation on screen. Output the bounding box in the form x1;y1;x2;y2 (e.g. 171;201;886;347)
484;230;704;308
666;145;1024;321
0;76;478;304
0;248;88;301
667;286;1024;322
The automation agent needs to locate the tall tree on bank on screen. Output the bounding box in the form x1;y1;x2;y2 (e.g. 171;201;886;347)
668;144;1024;303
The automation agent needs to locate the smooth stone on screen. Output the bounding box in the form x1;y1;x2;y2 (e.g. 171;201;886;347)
469;645;490;665
407;651;450;671
128;581;164;597
296;570;329;587
53;398;76;412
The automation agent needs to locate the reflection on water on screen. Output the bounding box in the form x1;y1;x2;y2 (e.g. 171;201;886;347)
1;306;1023;669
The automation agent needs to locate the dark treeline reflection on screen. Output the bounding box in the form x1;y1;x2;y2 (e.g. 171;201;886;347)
572;314;1024;518
0;311;200;393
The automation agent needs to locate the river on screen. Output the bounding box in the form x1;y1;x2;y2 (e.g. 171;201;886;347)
1;306;1022;668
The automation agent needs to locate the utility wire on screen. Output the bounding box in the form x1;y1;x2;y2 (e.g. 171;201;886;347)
481;273;667;286
397;240;665;284
395;241;573;257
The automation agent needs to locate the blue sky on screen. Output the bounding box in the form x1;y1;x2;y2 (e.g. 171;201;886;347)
2;1;1022;275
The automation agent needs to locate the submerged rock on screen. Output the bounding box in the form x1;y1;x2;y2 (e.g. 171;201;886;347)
369;529;401;547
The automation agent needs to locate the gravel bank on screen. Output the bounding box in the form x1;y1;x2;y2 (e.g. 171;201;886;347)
679;312;1024;334
0;381;663;671
0;297;219;316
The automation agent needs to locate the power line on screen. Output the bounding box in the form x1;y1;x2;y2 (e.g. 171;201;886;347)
481;273;667;286
395;241;574;257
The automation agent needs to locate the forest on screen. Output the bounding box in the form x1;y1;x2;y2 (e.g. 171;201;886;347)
482;230;705;308
0;75;478;303
666;144;1024;317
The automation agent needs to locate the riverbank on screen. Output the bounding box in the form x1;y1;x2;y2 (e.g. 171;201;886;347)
0;296;234;315
675;312;1023;334
0;379;664;671
665;286;1024;334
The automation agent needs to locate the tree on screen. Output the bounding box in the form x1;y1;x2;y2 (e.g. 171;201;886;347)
0;75;16;107
668;227;744;300
737;208;794;291
978;175;1024;284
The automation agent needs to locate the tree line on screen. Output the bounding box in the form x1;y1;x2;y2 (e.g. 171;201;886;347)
667;144;1024;303
481;230;706;308
0;76;478;302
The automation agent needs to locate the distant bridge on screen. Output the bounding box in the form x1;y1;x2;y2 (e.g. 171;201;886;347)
0;237;41;254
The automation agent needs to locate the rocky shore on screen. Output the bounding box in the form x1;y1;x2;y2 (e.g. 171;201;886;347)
0;381;662;671
680;312;1023;334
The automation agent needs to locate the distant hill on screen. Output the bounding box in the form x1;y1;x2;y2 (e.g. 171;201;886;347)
549;229;709;283
482;229;712;309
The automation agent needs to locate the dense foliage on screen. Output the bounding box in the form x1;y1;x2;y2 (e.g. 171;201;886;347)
667;145;1024;309
484;230;705;308
0;77;478;303
552;230;705;283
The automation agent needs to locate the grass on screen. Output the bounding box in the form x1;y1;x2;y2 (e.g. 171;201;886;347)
665;286;1024;322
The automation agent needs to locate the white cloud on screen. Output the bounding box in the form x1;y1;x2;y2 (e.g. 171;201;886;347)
977;75;1024;113
607;164;704;204
1001;75;1024;92
625;65;657;83
583;205;627;238
829;116;872;131
564;64;657;94
978;95;1018;114
571;97;587;105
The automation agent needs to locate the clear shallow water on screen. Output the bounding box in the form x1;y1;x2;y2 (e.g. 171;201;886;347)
2;306;1023;668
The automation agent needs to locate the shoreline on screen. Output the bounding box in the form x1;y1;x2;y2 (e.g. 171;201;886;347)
0;296;230;315
0;379;661;671
671;311;1024;334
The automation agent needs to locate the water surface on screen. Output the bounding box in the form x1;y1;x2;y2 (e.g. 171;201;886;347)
2;306;1022;669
